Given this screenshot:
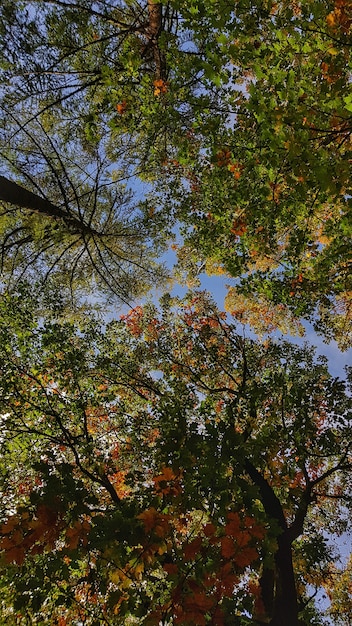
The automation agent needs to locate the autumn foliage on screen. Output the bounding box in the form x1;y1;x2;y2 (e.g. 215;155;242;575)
0;289;350;624
0;0;351;624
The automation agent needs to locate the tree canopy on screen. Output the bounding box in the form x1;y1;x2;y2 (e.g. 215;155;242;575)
0;287;351;625
0;0;351;338
0;1;351;625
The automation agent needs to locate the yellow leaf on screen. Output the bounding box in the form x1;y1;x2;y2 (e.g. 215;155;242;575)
326;12;336;28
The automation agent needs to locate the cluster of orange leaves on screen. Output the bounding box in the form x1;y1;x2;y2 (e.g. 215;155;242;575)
326;0;352;33
320;60;343;84
144;317;164;341
183;310;225;332
152;466;183;497
215;149;242;179
0;505;92;565
65;518;91;551
108;470;132;499
142;509;266;626
289;273;304;296
0;505;63;565
230;216;247;236
248;579;267;620
121;305;144;337
266;452;305;493
216;149;231;167
138;507;171;536
228;162;242;179
219;512;265;567
154;79;168;96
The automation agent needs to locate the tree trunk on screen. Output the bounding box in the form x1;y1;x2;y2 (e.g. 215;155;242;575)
244;460;299;626
146;0;166;80
270;533;299;626
0;175;93;235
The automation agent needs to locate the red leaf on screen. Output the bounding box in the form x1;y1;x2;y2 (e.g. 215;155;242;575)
184;536;203;560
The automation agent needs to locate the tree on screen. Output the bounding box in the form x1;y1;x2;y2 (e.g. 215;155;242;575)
0;0;174;302
161;0;352;348
0;287;350;625
0;128;167;303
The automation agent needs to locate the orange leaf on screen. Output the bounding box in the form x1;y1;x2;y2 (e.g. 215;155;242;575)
65;519;90;550
234;546;258;568
4;545;26;565
217;562;239;595
225;511;241;536
163;562;178;575
326;12;336;28
138;508;158;532
221;536;236;559
153;79;168;96
153;466;181;496
216;149;231;167
228;162;242;179
203;522;217;538
138;508;170;537
116;100;127;114
184;590;214;612
184;536;203;560
230;218;247;236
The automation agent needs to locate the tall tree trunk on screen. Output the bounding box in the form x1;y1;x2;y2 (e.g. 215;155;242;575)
244;460;299;626
270;533;298;626
0;175;94;235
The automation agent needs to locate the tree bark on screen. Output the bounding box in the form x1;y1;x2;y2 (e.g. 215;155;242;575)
146;0;166;80
270;534;299;626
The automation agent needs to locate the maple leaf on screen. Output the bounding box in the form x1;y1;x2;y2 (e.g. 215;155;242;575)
138;508;170;537
234;546;259;568
65;519;90;551
216;562;239;596
243;517;266;540
0;530;26;565
225;512;241;536
184;590;214;612
163;562;178;575
221;536;236;559
184;536;203;560
203;522;217;538
152;466;182;496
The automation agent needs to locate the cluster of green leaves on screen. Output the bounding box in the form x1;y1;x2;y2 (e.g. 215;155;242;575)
160;0;352;348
